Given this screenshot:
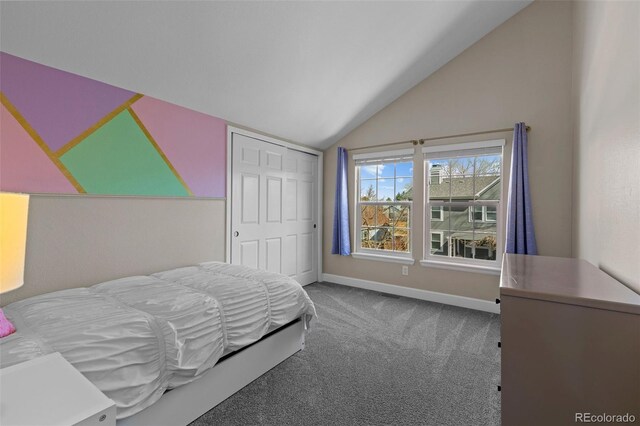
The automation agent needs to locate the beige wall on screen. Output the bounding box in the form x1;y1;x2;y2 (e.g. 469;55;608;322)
572;1;640;294
1;195;226;306
323;1;574;301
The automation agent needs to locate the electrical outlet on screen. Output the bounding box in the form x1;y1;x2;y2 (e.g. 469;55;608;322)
402;265;409;276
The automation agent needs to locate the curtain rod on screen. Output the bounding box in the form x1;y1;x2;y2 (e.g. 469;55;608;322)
348;125;530;153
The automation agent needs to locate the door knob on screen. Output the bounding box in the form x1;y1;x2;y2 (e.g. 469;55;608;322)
233;231;239;237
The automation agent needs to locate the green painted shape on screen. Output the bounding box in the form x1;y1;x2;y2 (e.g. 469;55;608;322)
60;110;189;196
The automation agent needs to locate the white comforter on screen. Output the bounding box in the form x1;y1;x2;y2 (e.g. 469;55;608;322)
0;262;316;419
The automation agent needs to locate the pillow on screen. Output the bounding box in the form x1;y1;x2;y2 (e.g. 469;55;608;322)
0;308;16;338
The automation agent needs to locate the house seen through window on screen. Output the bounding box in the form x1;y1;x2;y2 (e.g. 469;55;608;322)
423;141;504;268
355;150;413;257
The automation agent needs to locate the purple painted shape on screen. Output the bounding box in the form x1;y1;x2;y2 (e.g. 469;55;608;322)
131;96;226;197
0;52;136;151
0;103;77;193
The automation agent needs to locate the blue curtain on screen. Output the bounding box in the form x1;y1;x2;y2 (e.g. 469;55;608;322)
506;122;538;255
332;147;351;255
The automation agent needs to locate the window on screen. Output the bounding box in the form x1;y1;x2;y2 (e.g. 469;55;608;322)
430;232;444;254
431;206;444;221
354;149;413;259
422;140;504;271
468;206;497;223
469;206;484;222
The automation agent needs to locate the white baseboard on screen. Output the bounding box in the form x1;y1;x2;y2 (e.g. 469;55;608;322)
321;273;500;314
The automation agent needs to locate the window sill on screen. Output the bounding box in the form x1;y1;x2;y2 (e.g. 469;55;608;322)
351;252;415;265
419;259;501;275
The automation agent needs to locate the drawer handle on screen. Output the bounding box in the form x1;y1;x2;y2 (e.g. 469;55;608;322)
498;341;501;348
495;298;501;304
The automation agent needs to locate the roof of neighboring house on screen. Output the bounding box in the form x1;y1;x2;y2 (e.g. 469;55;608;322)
429;175;500;200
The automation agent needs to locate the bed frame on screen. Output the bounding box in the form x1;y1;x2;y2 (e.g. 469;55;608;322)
118;318;306;426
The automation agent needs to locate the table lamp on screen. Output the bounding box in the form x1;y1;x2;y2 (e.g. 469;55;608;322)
0;192;29;337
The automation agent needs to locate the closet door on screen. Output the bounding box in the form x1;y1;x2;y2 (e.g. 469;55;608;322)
282;149;317;286
231;133;317;285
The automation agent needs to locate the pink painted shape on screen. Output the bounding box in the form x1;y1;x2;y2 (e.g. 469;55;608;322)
130;96;226;197
0;103;77;193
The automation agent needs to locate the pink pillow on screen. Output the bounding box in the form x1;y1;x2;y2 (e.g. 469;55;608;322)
0;308;16;338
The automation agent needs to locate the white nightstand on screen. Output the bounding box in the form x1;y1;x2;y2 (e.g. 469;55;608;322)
0;352;116;426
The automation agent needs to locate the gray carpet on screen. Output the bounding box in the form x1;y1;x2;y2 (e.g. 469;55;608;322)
190;282;501;426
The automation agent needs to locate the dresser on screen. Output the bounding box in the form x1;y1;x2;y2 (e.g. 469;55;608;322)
500;254;640;426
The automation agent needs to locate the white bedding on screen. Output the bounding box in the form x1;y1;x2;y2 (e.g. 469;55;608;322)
0;262;316;419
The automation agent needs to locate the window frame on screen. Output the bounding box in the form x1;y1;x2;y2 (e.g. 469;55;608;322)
353;149;415;262
421;139;505;273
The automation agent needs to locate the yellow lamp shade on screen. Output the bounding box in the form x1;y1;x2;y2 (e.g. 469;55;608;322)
0;193;29;294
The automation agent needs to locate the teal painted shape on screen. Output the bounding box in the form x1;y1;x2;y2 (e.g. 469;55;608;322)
60;110;189;196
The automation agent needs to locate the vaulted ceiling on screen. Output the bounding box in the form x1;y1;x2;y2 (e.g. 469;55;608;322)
0;1;530;149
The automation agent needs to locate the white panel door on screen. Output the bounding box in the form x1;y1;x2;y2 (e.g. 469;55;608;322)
282;148;318;285
231;134;318;285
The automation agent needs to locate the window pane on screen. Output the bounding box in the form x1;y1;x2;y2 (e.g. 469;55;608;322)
431;206;448;231
449;232;475;259
376;227;393;250
375;205;390;227
486;206;497;222
360;179;376;201
450;205;472;232
475;155;501;202
430;206;448;256
393;228;410;252
360;228;374;249
378;163;394;178
388;205;410;228
475;154;501;176
473;216;497;261
396;162;413;177
475;176;500;201
377;179;395;201
395;178;413;201
450;174;475;200
473;232;497;261
449;157;475;177
427;160;450;202
359;165;376;179
361;227;394;250
361;205;378;227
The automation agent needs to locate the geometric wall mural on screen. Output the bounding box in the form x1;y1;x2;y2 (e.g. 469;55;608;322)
0;52;226;197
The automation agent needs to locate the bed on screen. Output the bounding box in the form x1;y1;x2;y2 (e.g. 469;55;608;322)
0;261;316;425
